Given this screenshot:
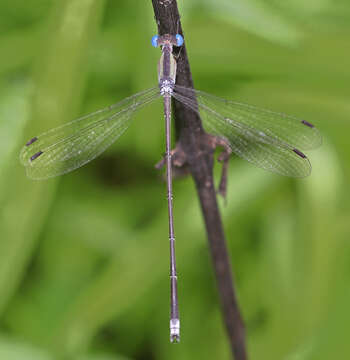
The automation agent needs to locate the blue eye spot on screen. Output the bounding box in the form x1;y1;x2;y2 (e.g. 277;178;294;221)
151;35;159;47
175;34;184;47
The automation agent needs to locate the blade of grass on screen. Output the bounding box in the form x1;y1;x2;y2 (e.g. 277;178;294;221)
0;0;106;315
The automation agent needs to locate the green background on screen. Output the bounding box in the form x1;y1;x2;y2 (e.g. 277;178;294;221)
0;1;349;359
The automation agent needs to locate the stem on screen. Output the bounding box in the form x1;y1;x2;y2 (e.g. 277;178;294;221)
151;1;247;359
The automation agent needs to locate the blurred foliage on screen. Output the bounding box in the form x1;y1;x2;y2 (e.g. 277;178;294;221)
0;0;349;359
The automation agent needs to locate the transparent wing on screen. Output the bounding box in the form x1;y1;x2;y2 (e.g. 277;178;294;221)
20;87;160;180
173;85;322;178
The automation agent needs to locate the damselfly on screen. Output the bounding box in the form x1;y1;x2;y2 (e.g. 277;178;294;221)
20;34;322;343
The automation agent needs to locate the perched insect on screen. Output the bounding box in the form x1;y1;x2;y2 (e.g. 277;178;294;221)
20;33;322;342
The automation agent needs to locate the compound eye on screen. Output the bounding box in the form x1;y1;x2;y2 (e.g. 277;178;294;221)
151;35;159;47
175;34;184;47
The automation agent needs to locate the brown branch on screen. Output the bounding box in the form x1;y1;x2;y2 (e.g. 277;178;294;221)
151;1;247;359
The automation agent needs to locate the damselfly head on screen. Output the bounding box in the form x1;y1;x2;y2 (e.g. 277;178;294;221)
151;34;183;48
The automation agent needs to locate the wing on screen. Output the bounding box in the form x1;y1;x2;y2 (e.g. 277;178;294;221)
20;87;160;180
173;85;322;178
